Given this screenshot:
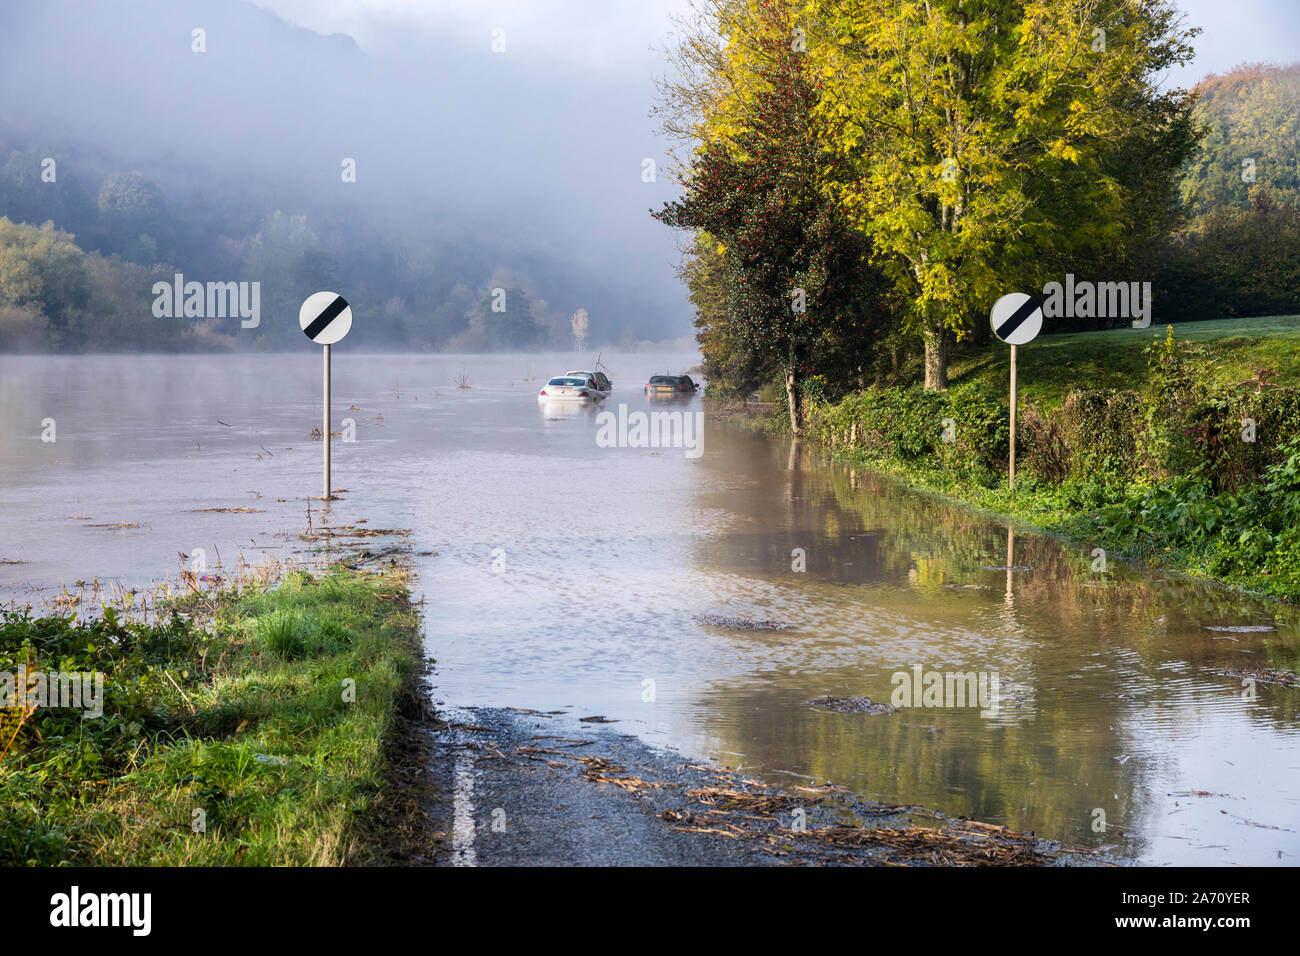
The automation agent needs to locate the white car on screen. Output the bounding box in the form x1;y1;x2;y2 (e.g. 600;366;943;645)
565;370;613;392
538;375;607;403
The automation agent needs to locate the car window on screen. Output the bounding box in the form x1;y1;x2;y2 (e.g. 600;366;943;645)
649;376;676;384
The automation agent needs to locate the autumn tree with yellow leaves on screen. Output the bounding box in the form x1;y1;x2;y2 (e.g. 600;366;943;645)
657;0;1201;395
800;0;1200;387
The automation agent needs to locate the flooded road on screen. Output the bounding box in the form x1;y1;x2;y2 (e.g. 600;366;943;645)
2;352;1297;865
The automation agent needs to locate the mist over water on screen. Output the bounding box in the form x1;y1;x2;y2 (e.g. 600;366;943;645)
2;351;1297;865
0;0;692;347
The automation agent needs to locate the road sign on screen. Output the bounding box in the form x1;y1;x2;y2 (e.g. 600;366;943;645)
300;291;352;500
989;292;1043;492
990;292;1042;346
300;291;352;345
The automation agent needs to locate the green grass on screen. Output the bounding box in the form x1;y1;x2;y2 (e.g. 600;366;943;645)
823;442;1300;603
781;315;1300;602
0;565;423;865
948;314;1300;409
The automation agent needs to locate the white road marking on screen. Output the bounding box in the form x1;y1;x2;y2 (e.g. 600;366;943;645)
451;750;477;866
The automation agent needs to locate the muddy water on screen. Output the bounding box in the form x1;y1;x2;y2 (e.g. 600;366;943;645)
2;353;1297;865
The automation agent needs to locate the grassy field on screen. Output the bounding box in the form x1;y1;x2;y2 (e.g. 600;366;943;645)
0;564;426;865
948;314;1300;408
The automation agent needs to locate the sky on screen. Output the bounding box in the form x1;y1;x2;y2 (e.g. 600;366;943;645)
251;0;688;69
1166;0;1300;85
252;0;1300;86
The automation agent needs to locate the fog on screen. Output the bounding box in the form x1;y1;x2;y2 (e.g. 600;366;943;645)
0;0;695;345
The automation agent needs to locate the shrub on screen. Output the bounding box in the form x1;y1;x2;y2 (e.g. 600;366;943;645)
1018;404;1070;482
1059;388;1143;487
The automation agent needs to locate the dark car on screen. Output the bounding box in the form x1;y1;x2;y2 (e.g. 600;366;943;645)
644;374;698;399
565;370;612;392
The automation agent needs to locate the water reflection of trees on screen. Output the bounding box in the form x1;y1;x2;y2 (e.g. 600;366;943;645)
692;432;1300;853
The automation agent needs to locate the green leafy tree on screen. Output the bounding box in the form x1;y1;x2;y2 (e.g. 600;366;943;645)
0;217;90;348
1156;195;1300;320
679;233;779;399
802;0;1199;387
0;217;197;351
655;4;883;433
1181;63;1300;220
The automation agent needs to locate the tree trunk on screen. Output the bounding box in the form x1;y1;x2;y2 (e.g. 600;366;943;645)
923;323;948;391
785;366;803;436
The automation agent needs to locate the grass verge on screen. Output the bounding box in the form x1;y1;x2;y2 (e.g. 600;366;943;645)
948;315;1300;410
0;563;434;865
754;319;1300;603
769;428;1300;604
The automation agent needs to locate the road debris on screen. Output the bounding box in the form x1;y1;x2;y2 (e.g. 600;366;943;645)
1220;667;1298;687
695;614;790;631
806;695;896;715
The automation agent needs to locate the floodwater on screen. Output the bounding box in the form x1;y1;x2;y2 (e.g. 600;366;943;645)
1;352;1297;865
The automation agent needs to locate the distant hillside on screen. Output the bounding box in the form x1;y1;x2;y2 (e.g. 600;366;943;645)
1181;62;1300;220
0;0;689;352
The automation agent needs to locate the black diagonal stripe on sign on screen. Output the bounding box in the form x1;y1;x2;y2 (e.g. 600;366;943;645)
996;296;1039;341
304;296;348;340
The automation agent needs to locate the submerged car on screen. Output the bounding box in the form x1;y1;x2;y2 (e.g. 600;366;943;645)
645;374;698;399
565;369;612;392
538;375;606;403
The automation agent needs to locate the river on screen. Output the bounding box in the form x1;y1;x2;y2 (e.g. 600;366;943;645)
1;351;1296;865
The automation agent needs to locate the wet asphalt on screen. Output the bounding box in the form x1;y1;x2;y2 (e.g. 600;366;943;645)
421;706;1078;867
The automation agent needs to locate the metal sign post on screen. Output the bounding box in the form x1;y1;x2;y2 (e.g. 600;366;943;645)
1003;343;1013;489
989;292;1042;491
299;291;353;501
321;343;330;502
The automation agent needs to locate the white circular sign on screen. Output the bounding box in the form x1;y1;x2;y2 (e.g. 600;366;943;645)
989;292;1042;346
299;291;352;345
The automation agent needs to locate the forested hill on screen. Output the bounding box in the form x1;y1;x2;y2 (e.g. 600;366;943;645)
1181;62;1300;219
0;0;688;353
1156;62;1300;323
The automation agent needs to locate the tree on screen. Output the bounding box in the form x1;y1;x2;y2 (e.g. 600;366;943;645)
0;217;200;352
655;3;882;433
0;217;90;347
680;232;778;399
1181;63;1300;221
570;308;589;351
1155;196;1300;321
476;286;545;351
96;171;166;262
802;0;1199;387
